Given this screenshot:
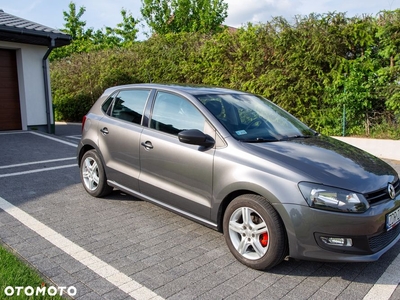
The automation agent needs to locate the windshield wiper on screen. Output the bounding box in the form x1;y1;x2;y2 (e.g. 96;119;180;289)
242;137;279;143
286;135;313;140
242;134;316;143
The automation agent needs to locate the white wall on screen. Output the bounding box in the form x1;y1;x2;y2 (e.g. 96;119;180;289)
333;137;400;161
0;41;52;130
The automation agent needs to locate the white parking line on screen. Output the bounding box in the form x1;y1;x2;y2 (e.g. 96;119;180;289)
0;131;28;135
66;135;82;140
0;132;78;178
0;164;76;178
0;197;164;300
363;253;400;300
0;157;76;169
30;131;77;147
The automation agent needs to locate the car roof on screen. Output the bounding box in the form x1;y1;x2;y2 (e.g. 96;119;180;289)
103;83;247;96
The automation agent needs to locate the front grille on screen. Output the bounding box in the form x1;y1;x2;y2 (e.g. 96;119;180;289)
364;178;400;205
368;224;400;252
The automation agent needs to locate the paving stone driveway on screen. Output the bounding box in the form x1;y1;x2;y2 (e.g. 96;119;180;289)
0;128;399;300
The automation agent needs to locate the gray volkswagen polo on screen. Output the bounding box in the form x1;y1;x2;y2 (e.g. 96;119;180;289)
77;83;400;270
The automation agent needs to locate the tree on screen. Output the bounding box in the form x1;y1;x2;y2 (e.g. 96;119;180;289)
93;9;139;49
140;0;228;34
51;2;139;60
111;9;140;47
374;10;400;117
62;1;89;40
50;1;93;60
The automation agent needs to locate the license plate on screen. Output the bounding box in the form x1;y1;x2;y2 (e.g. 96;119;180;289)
386;207;400;231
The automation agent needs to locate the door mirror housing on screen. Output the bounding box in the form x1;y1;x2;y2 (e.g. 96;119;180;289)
178;129;215;148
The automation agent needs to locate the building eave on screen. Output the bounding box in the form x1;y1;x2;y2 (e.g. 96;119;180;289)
0;9;71;48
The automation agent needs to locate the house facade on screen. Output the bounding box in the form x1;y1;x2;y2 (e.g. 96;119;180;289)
0;9;71;133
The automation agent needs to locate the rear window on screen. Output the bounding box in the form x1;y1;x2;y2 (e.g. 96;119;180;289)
101;89;150;125
101;95;115;115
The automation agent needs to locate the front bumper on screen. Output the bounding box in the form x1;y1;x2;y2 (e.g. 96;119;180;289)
281;195;400;262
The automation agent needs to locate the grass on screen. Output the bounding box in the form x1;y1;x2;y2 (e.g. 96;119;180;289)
0;244;65;299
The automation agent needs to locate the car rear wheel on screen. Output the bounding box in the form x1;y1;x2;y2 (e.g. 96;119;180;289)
223;194;288;270
80;149;113;197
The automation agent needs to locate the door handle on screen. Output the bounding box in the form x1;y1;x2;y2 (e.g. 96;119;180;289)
141;141;154;150
100;127;109;135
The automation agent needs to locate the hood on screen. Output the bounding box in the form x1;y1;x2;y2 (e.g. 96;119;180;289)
241;135;398;193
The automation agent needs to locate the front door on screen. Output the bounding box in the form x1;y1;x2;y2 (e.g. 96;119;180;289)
139;91;214;220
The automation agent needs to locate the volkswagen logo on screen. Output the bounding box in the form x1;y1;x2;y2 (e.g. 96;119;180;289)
388;183;396;200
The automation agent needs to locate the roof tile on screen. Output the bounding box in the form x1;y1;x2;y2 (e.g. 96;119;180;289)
0;9;71;47
0;9;66;34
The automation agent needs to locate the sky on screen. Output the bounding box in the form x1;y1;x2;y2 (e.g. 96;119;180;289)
1;0;400;40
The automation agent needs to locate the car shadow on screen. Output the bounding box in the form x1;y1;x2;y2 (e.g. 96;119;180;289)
102;190;143;202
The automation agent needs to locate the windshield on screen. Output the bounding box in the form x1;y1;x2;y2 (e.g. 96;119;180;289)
196;93;316;142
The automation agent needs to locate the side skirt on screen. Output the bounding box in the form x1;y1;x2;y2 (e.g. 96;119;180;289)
107;180;218;230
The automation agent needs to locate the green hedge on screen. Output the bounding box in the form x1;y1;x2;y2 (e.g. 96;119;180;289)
50;11;400;138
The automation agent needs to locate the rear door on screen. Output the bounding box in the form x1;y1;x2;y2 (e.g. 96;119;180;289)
139;91;215;220
98;88;151;191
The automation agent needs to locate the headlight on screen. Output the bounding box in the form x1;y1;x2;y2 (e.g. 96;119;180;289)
298;182;370;213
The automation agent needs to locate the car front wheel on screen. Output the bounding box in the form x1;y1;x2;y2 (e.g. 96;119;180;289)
80;149;113;197
223;194;288;270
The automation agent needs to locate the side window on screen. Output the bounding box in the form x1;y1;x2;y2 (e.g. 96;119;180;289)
150;92;205;135
111;89;150;124
101;95;114;115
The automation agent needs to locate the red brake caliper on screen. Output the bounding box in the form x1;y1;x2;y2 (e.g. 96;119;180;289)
259;233;269;247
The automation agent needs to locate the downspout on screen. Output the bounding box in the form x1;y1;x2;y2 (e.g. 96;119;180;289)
42;37;55;133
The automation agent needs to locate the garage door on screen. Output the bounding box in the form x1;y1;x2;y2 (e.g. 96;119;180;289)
0;49;21;130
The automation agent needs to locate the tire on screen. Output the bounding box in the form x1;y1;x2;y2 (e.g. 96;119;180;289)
80;149;113;197
223;194;288;270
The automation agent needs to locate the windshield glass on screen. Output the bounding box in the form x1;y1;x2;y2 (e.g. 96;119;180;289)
196;93;315;142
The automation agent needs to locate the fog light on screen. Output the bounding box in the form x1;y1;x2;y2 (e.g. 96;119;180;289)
320;237;353;247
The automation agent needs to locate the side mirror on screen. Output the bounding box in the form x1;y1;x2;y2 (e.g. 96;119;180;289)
178;129;215;148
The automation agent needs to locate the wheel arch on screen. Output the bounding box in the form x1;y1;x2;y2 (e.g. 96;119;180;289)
216;190;258;232
78;140;103;167
78;144;94;165
216;188;289;233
